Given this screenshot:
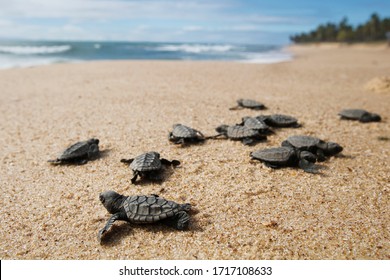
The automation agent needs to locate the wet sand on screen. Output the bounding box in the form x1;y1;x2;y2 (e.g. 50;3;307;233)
1;43;389;259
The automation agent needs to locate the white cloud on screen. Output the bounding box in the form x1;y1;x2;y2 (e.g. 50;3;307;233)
182;26;204;32
0;0;296;43
0;0;232;20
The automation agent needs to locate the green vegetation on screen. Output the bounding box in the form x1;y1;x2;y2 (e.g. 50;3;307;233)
290;13;390;43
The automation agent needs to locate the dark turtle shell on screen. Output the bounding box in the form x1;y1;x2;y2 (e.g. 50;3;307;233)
237;99;266;109
226;125;260;139
262;114;299;127
338;109;381;122
250;147;297;165
282;135;322;151
241;116;270;131
171;124;204;139
58;138;99;160
123;195;190;223
130;152;162;172
48;138;100;164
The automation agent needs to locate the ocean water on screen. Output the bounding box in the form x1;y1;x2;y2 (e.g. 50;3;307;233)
0;40;292;69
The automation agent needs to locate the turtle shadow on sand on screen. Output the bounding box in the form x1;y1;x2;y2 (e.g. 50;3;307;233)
48;148;111;166
129;165;180;186
170;139;208;148
98;148;112;159
333;153;355;159
99;217;202;246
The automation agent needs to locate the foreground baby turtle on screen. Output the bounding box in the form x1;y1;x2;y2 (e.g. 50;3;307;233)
169;124;205;145
239;116;273;134
98;190;191;242
250;146;317;173
229;99;266;110
282;135;343;161
338;109;381;123
213;124;267;145
48;138;100;165
121;151;180;183
257;114;300;128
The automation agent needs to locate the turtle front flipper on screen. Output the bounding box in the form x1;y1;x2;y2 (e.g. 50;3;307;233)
298;159;318;173
315;149;326;162
242;138;254;145
264;162;280;169
174;138;185;145
131;171;139;184
120;158;134;164
88;143;100;159
76;158;89;165
47;158;61;164
98;212;126;242
161;158;181;167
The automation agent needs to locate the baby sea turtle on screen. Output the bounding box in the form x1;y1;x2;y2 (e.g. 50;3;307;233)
338;109;381;123
48;138;100;165
169;124;205;145
257;114;300;128
121;151;180;183
213;124;267;145
229;99;266;110
239;116;273;134
98;190;191;242
250;146;317;173
281;135;343;162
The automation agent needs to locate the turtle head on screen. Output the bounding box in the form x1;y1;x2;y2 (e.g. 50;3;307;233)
88;138;100;145
99;190;125;214
324;142;343;156
361;112;381;122
215;124;229;134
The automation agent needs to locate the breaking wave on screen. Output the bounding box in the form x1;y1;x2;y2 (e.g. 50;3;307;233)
154;44;237;53
0;45;72;55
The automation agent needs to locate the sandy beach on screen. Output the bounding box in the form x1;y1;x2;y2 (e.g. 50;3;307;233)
1;44;389;260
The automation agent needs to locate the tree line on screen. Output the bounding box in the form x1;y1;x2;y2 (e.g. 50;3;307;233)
290;13;390;43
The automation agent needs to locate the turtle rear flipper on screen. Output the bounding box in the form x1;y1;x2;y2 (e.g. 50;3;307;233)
205;133;225;139
162;211;190;230
47;158;61;164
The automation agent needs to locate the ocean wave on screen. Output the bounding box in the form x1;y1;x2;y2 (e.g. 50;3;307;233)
0;45;72;55
154;44;237;53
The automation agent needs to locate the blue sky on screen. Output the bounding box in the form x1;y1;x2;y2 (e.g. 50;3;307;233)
0;0;389;44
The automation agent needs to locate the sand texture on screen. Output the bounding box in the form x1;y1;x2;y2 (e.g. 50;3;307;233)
1;44;389;260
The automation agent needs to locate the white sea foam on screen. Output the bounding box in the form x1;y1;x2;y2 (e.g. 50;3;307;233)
0;45;72;55
155;44;236;53
0;56;75;69
240;50;293;64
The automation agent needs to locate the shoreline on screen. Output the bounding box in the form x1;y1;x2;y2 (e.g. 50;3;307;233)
1;44;389;259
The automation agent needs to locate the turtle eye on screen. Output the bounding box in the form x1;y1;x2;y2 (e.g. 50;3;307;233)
99;194;105;203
